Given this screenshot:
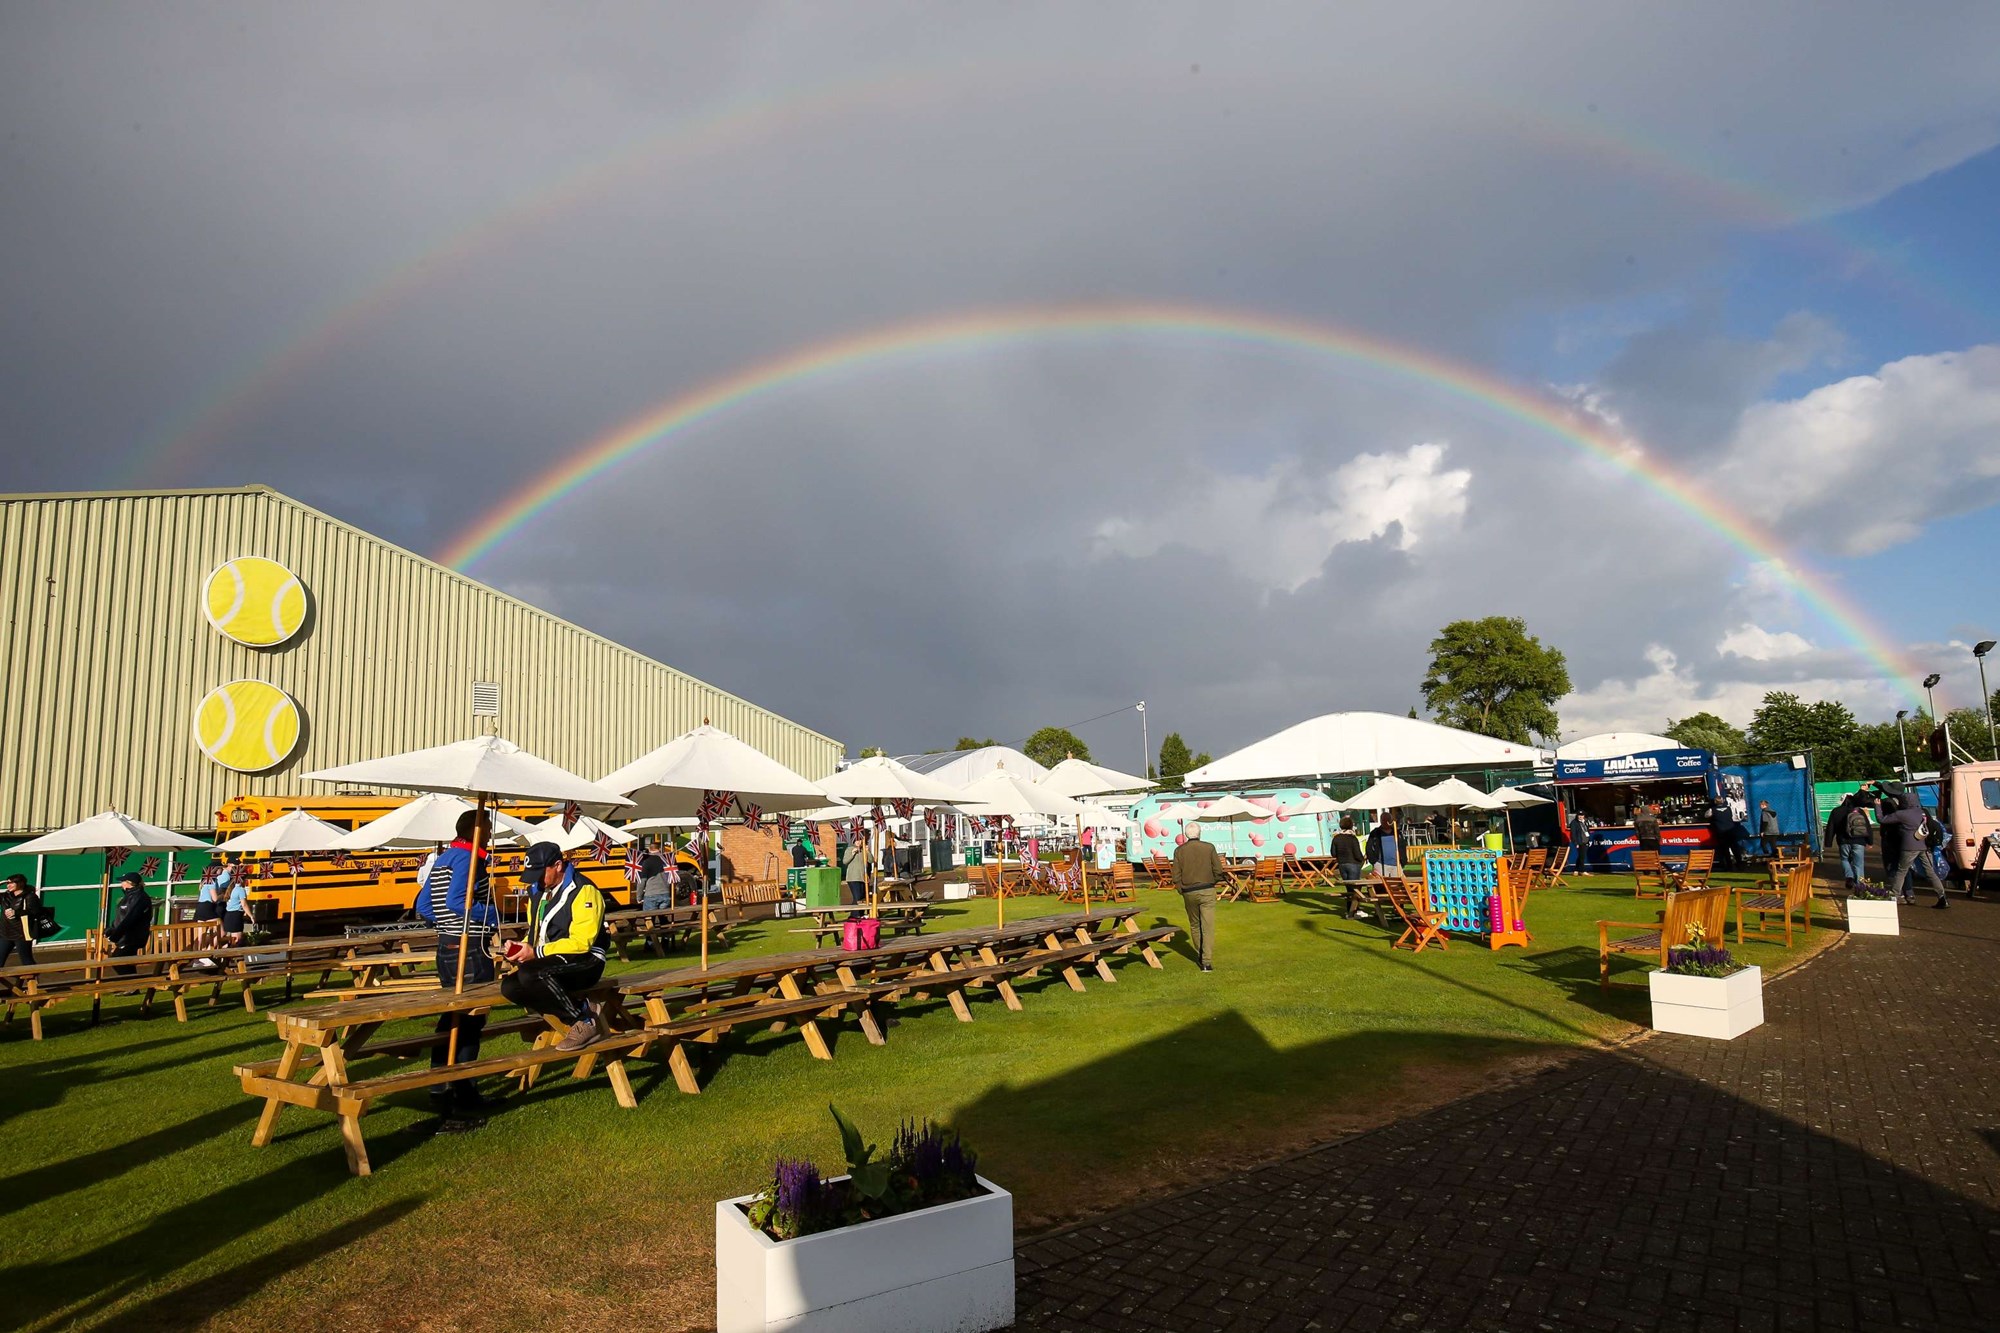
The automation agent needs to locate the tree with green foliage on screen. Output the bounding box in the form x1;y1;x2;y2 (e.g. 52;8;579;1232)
858;746;886;758
1663;711;1749;757
953;737;998;751
1747;692;1855;758
1157;733;1194;784
1419;617;1571;745
1943;706;1998;764
1022;727;1091;769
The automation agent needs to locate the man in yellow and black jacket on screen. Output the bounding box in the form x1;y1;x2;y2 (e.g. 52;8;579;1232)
500;841;609;1051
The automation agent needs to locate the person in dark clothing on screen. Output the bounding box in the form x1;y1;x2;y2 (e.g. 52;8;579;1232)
2;874;47;969
635;845;674;911
1633;803;1663;856
1881;794;1947;908
1756;801;1781;859
1708;804;1742;871
790;839;813;869
1364;815;1401;877
105;873;154;975
420;808;500;1112
1874;787;1905;888
1826;792;1874;891
1331;817;1367;884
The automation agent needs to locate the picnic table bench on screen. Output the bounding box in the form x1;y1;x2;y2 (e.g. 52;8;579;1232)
238;906;1171;1174
787;901;933;947
1;933;436;1039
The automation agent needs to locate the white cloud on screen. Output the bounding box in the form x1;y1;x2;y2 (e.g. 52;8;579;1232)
1090;442;1469;592
1712;344;2000;555
1561;641;1916;739
1718;624;1813;661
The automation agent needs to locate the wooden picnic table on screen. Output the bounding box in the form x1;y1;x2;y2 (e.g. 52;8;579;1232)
1;932;437;1038
236;904;1169;1174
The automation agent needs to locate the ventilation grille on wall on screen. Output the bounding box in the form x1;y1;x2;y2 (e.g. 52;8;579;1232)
471;681;500;717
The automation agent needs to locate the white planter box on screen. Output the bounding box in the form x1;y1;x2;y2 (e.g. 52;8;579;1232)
941;882;972;901
1846;898;1900;936
1648;965;1763;1040
716;1175;1013;1333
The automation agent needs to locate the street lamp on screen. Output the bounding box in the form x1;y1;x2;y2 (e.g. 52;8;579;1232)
1136;700;1149;781
1975;642;1998;758
1922;672;1942;724
1896;710;1911;779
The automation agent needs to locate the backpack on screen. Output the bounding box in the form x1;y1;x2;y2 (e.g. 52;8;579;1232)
1843;807;1871;840
30;899;61;941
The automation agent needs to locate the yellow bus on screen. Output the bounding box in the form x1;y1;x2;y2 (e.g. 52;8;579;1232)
213;795;646;928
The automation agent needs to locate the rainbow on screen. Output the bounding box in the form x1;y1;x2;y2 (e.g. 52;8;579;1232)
439;302;1923;705
114;64;1988;489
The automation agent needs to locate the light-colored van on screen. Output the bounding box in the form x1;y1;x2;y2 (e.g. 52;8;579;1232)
1940;759;2000;887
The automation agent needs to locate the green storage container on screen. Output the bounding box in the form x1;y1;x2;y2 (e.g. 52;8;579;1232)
799;866;843;907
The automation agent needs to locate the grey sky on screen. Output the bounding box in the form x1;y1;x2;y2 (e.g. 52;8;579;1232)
4;3;1998;763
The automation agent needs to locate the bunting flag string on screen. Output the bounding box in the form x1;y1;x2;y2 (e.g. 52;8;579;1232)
328;850;351;870
870;803;888;829
624;844;642;883
736;799;764;830
559;800;583;833
105;846;131;871
287;854;305;876
775;813;793;844
366;866;382;883
697;790;735;829
200;863;221;888
890;797;915;819
138;855;161;879
592;830;614;864
923;809;940;837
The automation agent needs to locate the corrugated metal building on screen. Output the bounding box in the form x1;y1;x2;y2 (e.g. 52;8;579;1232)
0;486;841;834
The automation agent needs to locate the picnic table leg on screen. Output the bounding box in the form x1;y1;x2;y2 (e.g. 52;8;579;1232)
667;1041;702;1094
775;974;834;1060
1120;917;1164;969
335;1098;371;1176
604;1056;638;1109
1041;932;1087;992
253;1040;308;1147
241;978;259;1013
1074;928;1117;983
977;944;1023;1011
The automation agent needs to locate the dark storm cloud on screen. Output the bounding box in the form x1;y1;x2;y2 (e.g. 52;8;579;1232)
4;3;1998;759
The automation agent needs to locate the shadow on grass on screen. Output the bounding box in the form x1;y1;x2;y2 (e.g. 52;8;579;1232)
0;1132;433;1331
0;1101;259;1218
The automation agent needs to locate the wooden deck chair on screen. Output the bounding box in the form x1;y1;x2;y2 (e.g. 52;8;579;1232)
1539;843;1572;891
1731;859;1814;947
1106;861;1138;903
1143;855;1174;891
1672;849;1716;890
1244;858;1285;903
1597;886;1730;990
1382;877;1448;952
1631;850;1670;899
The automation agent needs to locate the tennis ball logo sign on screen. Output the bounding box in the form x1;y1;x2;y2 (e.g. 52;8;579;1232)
203;557;307;647
194;680;301;772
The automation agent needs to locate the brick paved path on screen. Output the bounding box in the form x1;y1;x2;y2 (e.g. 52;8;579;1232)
1015;898;2000;1331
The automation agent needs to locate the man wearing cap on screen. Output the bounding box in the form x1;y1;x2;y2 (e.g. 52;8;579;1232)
422;808;500;1111
501;841;609;1050
105;872;156;976
1171;822;1223;972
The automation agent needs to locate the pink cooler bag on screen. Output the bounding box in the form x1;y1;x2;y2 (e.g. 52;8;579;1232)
842;917;881;951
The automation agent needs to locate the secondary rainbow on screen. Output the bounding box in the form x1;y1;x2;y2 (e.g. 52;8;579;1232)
440;302;1922;704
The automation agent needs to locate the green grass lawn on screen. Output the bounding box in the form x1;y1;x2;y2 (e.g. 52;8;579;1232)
0;874;1836;1332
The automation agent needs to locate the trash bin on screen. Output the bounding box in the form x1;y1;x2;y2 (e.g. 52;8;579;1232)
798;866;843;908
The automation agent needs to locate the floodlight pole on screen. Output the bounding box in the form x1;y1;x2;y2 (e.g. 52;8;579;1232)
1975;642;1998;758
1895;710;1911;782
1137;701;1149;781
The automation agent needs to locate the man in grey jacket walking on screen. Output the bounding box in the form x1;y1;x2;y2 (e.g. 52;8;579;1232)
1881;795;1947;908
1172;823;1224;972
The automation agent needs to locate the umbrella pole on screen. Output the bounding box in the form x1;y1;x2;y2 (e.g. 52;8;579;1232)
284;864;301;1000
91;860;110;1024
1078;814;1090;914
700;870;709;971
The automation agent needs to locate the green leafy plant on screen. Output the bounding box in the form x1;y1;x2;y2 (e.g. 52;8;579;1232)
743;1106;983;1240
1664;920;1738;978
830;1103;891;1203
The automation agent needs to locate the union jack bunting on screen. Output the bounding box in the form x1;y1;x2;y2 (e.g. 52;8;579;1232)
775;814;792;843
199;864;220;888
871;804;888;829
624;845;642;883
736;799;764;830
287;855;305;875
138;856;161;878
329;850;351;870
560;800;583;833
592;831;614;864
697;790;736;829
367;866;382;883
105;846;130;871
924;809;940;837
890;798;914;819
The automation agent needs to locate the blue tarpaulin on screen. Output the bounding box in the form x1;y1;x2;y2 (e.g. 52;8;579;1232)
1720;760;1819;853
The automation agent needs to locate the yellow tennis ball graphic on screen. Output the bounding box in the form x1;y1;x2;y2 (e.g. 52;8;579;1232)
203;557;307;646
194;680;301;772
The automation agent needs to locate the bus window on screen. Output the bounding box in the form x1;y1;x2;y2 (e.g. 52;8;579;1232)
1981;778;2000;810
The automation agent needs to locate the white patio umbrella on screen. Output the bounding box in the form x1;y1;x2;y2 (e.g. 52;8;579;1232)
821;757;975;903
1413;777;1506;849
341;792;540;850
1290;792;1350;816
214;808;351;959
10;811;209;970
598;725;830;968
956;770;1091;923
1038;757;1156;798
1487;785;1554;854
303;735;632;997
1342;774;1435;810
522;813;635;854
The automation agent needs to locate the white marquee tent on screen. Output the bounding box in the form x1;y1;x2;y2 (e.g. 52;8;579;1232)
1554;732;1682;761
893;745;1050;788
1185;712;1548;786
